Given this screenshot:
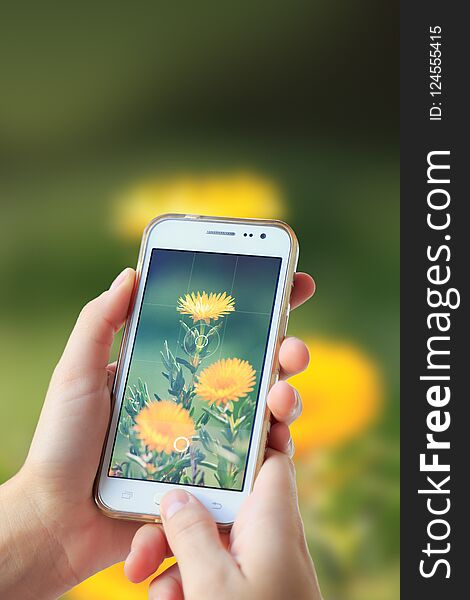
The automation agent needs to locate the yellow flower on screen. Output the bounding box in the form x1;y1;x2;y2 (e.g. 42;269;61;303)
134;400;195;454
290;338;383;454
68;559;176;600
195;358;256;407
113;173;285;240
177;291;235;324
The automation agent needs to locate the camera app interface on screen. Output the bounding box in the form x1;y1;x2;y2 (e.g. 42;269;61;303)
109;249;281;491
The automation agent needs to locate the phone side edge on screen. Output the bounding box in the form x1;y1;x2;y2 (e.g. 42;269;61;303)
249;220;299;490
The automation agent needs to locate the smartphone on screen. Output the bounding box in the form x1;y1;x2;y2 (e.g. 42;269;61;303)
95;214;298;528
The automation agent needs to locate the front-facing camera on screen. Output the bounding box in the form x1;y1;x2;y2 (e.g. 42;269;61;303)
260;233;266;239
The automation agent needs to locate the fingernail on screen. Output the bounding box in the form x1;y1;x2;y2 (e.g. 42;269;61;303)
290;388;302;421
287;436;295;458
161;489;190;520
110;268;131;290
123;549;136;579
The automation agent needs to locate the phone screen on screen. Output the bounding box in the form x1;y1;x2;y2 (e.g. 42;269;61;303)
109;249;282;491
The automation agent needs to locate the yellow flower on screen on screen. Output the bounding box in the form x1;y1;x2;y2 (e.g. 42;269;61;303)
177;291;235;324
114;173;285;239
134;400;195;454
195;358;256;407
289;338;383;453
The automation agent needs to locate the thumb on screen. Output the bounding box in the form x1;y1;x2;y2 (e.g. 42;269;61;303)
160;490;234;593
230;450;306;571
55;267;135;378
28;268;135;469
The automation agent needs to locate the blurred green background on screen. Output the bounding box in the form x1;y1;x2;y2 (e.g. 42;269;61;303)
0;2;398;599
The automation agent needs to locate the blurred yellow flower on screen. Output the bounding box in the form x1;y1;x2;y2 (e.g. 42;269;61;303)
290;339;383;453
177;291;235;324
134;400;195;454
114;173;285;239
195;358;256;407
68;559;176;600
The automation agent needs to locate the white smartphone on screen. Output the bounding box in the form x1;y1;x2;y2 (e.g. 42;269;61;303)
95;214;298;528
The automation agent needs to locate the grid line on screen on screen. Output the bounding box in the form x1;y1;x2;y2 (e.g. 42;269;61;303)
217;255;238;361
172;252;197;359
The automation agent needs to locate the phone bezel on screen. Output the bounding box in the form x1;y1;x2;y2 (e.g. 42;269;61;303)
95;214;297;527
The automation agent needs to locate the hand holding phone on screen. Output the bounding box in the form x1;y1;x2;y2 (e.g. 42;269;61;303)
126;450;322;600
0;216;315;598
96;215;302;527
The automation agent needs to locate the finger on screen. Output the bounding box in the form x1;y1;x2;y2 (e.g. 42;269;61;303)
148;563;183;600
54;268;135;380
254;449;298;513
231;451;318;590
230;450;302;569
107;361;117;393
29;269;136;469
160;489;235;591
124;524;169;584
267;380;302;425
290;273;315;310
279;336;310;379
107;361;117;376
267;422;295;457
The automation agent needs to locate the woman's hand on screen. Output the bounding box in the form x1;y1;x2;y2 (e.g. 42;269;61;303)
125;276;320;599
0;268;315;600
126;450;322;600
0;268;140;600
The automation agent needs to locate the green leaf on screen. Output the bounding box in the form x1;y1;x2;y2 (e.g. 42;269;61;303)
176;356;197;373
180;320;191;333
175;366;185;388
196;410;210;426
201;406;228;424
155;462;175;476
198;427;215;453
126;453;147;477
199;460;217;470
207;323;222;336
